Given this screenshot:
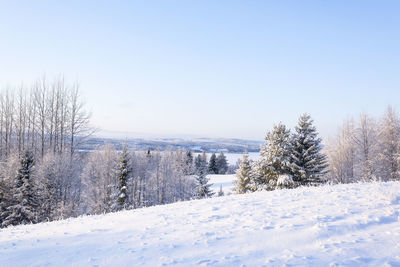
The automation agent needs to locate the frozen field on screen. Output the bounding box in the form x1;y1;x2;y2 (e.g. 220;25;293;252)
209;174;236;195
0;182;400;266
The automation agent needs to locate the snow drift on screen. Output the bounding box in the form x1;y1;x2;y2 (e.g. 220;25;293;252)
1;182;400;266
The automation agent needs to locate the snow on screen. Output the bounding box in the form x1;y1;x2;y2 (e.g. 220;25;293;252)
277;174;294;186
208;174;236;195
1;182;400;266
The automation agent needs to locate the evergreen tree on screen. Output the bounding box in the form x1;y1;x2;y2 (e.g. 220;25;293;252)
291;114;328;185
183;150;194;175
2;151;38;227
276;174;295;189
194;154;203;173
216;152;228;174
194;165;214;198
0;183;10;227
234;152;253;194
201;151;208;172
112;145;131;211
208;153;218;174
255;123;292;190
195;151;208;175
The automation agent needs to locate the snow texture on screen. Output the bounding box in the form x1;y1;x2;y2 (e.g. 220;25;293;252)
209;174;235;195
277;174;294;187
1;182;400;266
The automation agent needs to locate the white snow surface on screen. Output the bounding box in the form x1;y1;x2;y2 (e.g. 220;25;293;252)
1;182;400;266
209;174;235;195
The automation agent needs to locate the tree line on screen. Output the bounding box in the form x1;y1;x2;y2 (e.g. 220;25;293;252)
0;141;221;227
2;78;399;228
0;76;228;228
0;77;93;227
234;113;328;193
0;77;91;159
234;108;400;194
195;151;228;175
325;106;400;183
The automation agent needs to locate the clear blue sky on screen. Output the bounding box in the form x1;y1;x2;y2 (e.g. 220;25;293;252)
1;1;400;140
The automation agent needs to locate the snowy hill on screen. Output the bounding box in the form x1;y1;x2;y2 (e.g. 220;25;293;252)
1;182;400;266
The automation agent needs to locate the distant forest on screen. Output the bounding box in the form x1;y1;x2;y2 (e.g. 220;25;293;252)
82;136;262;153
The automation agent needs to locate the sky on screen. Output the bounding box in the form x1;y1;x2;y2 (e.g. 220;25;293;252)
1;1;400;140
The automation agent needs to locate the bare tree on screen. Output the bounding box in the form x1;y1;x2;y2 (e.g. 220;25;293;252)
325;118;356;183
69;83;92;156
33;78;48;159
377;106;400;181
16;87;28;155
81;145;117;214
353;113;378;181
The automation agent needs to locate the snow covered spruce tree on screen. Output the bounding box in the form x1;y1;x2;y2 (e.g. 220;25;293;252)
112;145;131;211
194;155;202;173
194;159;214;198
234;152;253;194
2;151;39;227
208;153;218;174
183;150;194;175
254;123;293;190
216;152;228;174
291;114;328;185
0;182;11;227
195;151;208;175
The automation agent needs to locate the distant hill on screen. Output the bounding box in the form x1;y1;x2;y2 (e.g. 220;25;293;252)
79;136;263;153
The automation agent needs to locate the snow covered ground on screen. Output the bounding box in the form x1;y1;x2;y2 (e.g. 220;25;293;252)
1;182;400;266
209;174;235;195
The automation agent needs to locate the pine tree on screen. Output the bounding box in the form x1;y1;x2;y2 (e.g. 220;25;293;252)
195;151;208;175
194;154;203;173
255;123;292;190
291;114;328;185
216;152;228;174
112;145;131;211
183;150;194;175
201;151;208;173
276;174;295;189
2;151;38;227
0;182;11;227
208;153;218;174
234;152;253;194
195;166;214;198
